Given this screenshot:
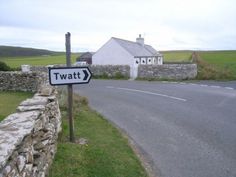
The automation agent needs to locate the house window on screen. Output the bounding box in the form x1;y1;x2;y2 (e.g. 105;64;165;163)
141;58;146;64
135;58;140;65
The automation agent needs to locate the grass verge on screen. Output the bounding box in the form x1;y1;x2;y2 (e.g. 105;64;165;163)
0;91;33;121
49;91;148;177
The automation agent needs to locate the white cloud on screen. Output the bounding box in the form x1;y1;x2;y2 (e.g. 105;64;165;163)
0;0;236;51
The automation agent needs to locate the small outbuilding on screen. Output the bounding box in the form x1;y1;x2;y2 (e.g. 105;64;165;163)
76;52;94;65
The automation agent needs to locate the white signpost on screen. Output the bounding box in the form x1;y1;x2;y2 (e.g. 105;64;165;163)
49;67;92;85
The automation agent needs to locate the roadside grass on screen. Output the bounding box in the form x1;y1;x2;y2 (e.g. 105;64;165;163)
49;91;148;177
161;51;192;62
0;54;78;68
0;91;33;121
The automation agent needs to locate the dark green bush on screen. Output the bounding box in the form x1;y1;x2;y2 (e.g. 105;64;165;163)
0;61;11;71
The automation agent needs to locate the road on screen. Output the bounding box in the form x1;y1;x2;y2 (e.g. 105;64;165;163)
74;80;236;177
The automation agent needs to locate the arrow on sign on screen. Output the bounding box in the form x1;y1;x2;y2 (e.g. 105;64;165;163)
49;66;92;86
83;69;89;81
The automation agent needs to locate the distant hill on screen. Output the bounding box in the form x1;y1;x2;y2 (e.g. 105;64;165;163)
0;46;63;57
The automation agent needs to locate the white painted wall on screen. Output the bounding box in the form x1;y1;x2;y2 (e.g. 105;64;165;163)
141;58;146;65
147;57;153;64
157;56;163;65
93;38;133;65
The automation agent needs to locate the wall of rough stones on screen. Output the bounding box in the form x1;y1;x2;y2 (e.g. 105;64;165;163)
0;71;46;92
29;65;65;73
89;65;130;78
29;65;131;79
138;64;197;80
27;64;197;80
0;72;61;177
30;66;49;73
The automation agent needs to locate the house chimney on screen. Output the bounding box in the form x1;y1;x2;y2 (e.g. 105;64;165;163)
136;34;144;47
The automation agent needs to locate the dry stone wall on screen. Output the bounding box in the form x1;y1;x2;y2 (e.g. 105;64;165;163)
29;65;131;79
0;72;46;92
26;64;197;80
29;65;65;73
30;66;49;73
89;65;130;78
138;64;197;80
0;72;61;177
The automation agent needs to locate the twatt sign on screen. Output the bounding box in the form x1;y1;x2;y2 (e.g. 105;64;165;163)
49;67;92;86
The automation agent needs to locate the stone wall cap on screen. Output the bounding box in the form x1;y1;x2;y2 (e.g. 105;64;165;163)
17;105;45;112
38;87;53;96
0;111;40;168
20;96;48;106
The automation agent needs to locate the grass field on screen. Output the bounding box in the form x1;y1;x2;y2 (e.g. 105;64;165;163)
198;51;236;78
161;51;193;62
0;91;33;121
49;92;148;177
0;54;78;68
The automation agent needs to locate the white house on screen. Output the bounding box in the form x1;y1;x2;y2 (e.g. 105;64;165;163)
92;35;163;78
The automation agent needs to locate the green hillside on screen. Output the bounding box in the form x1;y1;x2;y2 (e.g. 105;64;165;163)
161;50;193;62
0;46;63;57
0;46;79;68
0;54;78;68
198;51;236;66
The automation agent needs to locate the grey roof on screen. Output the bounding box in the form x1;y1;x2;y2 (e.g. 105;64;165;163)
79;52;95;59
112;37;160;57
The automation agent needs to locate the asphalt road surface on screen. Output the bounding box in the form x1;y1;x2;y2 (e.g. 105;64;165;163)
74;80;236;177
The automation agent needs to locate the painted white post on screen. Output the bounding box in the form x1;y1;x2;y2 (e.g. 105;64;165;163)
21;65;30;72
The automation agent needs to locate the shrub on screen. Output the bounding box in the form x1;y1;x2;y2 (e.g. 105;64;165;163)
0;61;11;71
113;72;128;79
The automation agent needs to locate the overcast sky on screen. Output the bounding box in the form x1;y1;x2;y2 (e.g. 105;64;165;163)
0;0;236;52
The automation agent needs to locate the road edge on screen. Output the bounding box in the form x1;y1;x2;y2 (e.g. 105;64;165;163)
90;108;160;177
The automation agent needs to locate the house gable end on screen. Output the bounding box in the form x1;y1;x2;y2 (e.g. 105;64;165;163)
112;37;136;57
92;38;134;65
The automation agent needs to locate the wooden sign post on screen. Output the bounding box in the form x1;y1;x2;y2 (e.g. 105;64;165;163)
65;32;75;142
49;33;91;143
